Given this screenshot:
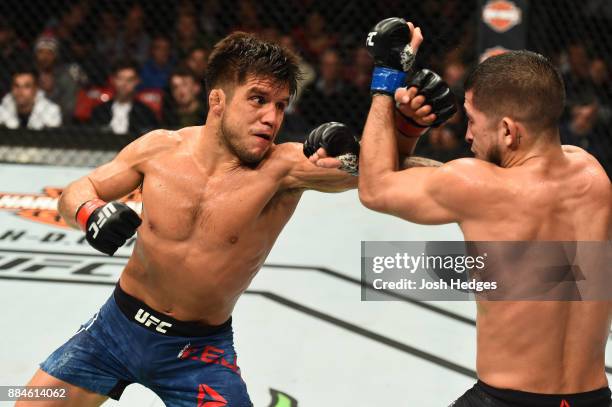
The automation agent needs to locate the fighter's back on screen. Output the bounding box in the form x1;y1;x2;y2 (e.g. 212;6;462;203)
460;145;610;242
459;146;612;393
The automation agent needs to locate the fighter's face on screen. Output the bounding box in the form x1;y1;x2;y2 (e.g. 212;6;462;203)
464;91;502;166
220;76;290;164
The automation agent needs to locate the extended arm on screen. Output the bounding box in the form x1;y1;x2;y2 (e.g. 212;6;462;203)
280;142;358;193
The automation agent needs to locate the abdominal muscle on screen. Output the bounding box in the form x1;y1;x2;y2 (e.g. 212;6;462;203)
119;191;300;326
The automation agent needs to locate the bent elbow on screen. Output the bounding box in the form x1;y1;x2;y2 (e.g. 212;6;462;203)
358;188;385;211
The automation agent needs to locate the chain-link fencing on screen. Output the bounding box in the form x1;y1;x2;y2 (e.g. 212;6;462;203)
0;0;609;174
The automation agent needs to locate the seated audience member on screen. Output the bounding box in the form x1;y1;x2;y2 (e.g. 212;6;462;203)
299;48;358;129
185;47;208;86
162;66;207;129
33;34;78;124
90;59;158;135
140;35;174;90
0;66;61;129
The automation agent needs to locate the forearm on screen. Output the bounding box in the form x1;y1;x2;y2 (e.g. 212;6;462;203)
359;95;398;197
299;168;358;193
310;177;357;193
399;156;443;169
394;110;429;156
58;176;100;229
395;131;420;156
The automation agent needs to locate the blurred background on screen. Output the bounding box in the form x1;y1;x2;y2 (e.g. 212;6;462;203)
0;0;609;176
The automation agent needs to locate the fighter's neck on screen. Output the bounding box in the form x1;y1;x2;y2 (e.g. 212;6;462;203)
189;125;246;175
501;132;563;169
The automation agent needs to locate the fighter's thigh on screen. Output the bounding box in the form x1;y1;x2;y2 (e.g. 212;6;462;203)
15;369;107;407
156;352;251;407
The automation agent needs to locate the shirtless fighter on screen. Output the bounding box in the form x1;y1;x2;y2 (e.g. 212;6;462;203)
359;18;611;407
17;32;366;407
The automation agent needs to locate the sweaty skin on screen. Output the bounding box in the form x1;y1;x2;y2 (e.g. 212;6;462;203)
58;77;356;325
359;92;612;394
21;75;358;407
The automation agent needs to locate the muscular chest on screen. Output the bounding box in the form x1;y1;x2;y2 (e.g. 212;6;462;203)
139;160;298;245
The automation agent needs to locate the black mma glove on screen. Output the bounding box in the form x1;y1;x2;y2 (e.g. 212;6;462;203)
303;122;360;176
366;17;416;95
396;69;457;136
76;199;142;256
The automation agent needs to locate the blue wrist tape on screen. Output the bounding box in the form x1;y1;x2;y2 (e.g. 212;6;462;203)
371;67;406;94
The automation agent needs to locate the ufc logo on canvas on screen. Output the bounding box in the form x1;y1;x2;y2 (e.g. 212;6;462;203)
135;308;173;333
87;203;117;239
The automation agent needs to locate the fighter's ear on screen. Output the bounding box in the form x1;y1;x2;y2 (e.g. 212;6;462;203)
500;117;520;149
209;89;226;116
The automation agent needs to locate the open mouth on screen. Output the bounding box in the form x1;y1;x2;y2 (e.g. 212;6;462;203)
253;133;271;141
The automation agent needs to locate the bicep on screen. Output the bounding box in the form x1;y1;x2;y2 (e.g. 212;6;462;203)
365;167;459;224
86;129;177;200
87;155;143;201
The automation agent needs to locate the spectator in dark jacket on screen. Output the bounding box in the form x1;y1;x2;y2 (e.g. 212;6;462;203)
140;35;174;90
162;66;207;129
91;59;158;135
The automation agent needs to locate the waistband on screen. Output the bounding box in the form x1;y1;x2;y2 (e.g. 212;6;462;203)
113;283;232;337
477;380;612;407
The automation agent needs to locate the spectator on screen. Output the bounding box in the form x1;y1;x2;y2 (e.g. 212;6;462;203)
299;48;358;129
278;35;315;110
64;25;109;87
95;10;122;62
33;34;79;124
346;46;373;91
117;3;151;65
140;35;174;90
0;17;29;97
162;67;207;129
198;0;222;41
415;124;471;163
292;11;337;63
90;59;158;135
342;46;373;131
231;0;263;35
185;47;208;86
562;41;592;102
173;13;210;62
0;67;61;129
44;1;90;60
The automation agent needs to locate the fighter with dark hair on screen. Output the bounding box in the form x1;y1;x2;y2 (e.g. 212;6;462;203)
350;18;612;407
19;32;365;407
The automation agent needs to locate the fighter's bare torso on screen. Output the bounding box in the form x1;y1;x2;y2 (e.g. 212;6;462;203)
456;146;612;393
118;126;307;325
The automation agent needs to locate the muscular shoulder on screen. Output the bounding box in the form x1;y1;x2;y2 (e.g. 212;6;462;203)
432;158;497;189
121;128;187;169
426;158;501;210
262;142;305;173
269;142;304;162
562;145;610;182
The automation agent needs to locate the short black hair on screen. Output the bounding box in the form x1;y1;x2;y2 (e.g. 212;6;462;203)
464;50;565;131
11;64;39;83
205;31;301;97
170;65;198;81
111;59;140;76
